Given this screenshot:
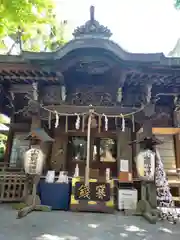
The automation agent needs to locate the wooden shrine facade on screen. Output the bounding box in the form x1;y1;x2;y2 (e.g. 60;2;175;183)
1;6;180;183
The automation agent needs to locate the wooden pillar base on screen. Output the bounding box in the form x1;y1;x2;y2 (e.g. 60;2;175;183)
17;175;51;219
135;199;159;224
17;204;51;219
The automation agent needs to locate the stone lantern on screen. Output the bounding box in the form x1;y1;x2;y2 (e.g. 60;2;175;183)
17;128;54;219
24;128;54;175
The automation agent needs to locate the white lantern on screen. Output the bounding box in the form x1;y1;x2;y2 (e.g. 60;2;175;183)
136;149;155;181
24;147;45;175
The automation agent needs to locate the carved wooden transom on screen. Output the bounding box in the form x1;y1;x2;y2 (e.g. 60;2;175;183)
75;60;111;74
68;84;115;106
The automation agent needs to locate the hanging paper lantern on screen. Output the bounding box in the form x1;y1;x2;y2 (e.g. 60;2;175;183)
135;149;155;181
24;147;45;175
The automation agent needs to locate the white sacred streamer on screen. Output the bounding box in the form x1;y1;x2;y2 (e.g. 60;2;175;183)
121;114;125;132
103;114;108;131
132;114;135;132
54;111;59;128
75;114;80;130
32;82;38;101
10;91;15;100
48;112;51;129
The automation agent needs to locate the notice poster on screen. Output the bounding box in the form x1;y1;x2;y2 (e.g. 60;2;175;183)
120;159;129;172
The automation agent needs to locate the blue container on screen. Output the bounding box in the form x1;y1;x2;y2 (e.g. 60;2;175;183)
38;181;71;210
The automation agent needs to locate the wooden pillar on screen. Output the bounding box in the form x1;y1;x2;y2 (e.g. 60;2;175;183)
174;134;180;173
50;127;67;172
31;115;41;130
117;127;132;178
30;115;51;172
173;111;180;173
4;112;15;167
4;126;13;167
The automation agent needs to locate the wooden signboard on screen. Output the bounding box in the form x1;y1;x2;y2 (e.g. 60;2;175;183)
74;182;110;202
70;177;114;213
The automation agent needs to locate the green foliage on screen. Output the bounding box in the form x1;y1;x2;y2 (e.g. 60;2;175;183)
0;0;67;52
0;114;10;124
175;0;180;8
0;134;7;141
0;0;54;36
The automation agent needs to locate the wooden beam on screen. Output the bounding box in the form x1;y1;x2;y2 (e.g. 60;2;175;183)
3;76;59;81
152;127;180;135
0;63;37;71
10;84;33;93
45;105;138;116
10;123;30;131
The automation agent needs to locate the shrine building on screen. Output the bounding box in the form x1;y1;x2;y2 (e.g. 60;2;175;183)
0;6;180;204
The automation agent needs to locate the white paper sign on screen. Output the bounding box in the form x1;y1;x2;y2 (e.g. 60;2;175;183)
120;159;129;172
45;170;55;183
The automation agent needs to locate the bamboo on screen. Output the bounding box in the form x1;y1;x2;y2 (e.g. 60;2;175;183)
85;110;93;186
98;115;101;133
65;116;68;132
82;115;85;132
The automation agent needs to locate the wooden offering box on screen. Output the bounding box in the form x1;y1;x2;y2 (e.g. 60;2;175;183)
70;177;114;213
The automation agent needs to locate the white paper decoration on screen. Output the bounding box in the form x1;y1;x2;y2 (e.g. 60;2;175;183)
61;85;67;101
54;111;59;128
75;114;80;130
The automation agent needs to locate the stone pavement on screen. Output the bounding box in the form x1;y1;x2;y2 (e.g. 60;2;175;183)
0;205;180;240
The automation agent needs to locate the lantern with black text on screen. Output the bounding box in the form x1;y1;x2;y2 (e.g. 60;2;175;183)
136;149;155;181
24;147;45;175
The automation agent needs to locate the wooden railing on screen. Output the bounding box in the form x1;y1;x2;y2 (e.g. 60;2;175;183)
0;171;27;202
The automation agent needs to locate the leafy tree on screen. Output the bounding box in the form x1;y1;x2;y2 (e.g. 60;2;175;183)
0;114;10;125
175;0;180;8
0;0;67;53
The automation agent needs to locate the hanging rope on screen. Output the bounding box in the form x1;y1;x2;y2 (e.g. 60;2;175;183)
132;114;135;132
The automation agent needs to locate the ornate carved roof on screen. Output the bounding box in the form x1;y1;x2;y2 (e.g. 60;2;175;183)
72;6;112;39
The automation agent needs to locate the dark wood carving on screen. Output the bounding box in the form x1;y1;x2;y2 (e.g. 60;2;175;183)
152;105;172;127
68;85;115;106
173;111;180;127
42;86;61;104
25;100;39;116
122;85;143;106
